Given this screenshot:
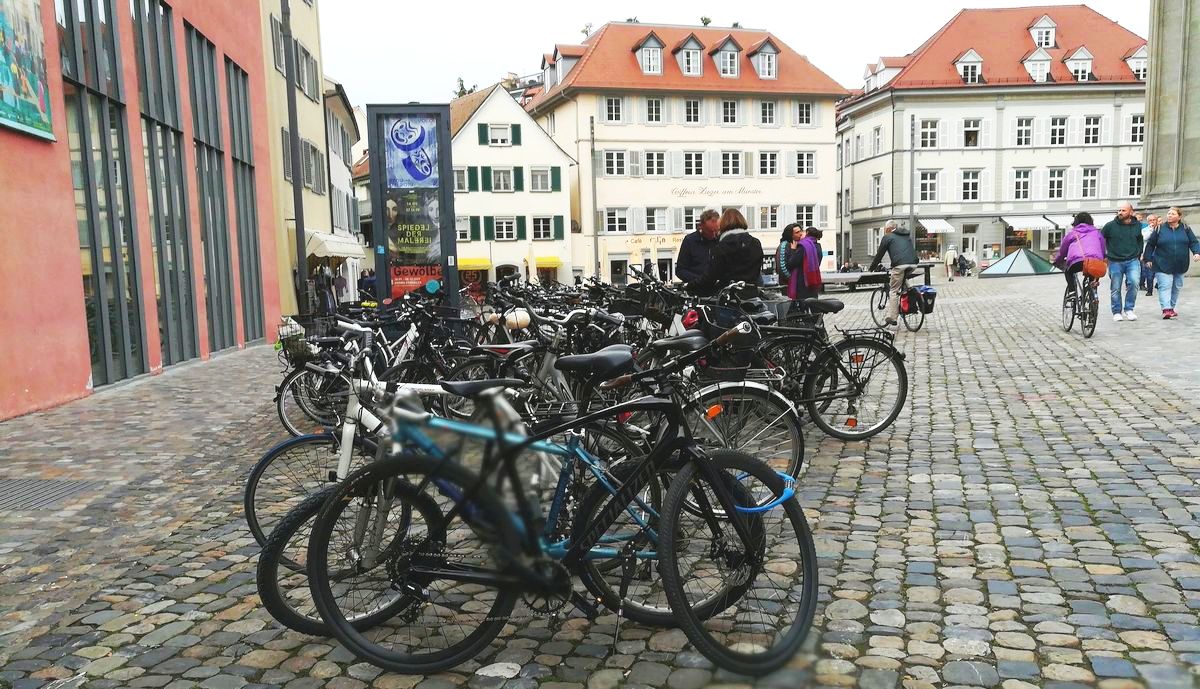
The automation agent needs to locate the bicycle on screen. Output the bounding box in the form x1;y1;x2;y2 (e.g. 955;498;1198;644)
1061;269;1099;338
869;268;926;332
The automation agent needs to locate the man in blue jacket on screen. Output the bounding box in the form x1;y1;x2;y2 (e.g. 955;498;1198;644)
675;210;720;283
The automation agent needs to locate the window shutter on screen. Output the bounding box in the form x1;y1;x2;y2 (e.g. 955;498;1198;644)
1067;168;1080;199
468;166;479;191
744;152;753;177
982;118;993;148
630;207;645;234
810;151;818;176
281;128;291;179
511;123;522;145
484;216;495;241
597;96;606;122
516;216;527;240
955;170;964;201
980;169;992;202
513;166;524;192
662;98;672;124
673;207;683;232
1068;116;1080;146
1122;113;1132;144
1008;169;1017;201
554;215;564;240
481;166;492;192
956;119;965;147
623;96;632;123
478;123;488;145
1034;117;1046;147
550;166;562;191
818;204;828;228
1033;169;1046;201
811;101;822;126
470;216;481;241
1009;117;1018;147
629;151;642;177
784;150;797;176
671;151;684;177
1100;115;1111;145
1099;167;1110;200
709;151;720;177
938;121;949;149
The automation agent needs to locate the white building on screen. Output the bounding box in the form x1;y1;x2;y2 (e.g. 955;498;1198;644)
323;77;365;301
836;6;1147;267
526;23;846;284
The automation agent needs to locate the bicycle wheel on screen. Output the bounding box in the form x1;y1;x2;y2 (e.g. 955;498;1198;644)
689;384;804;478
1061;286;1076;332
804;338;907;441
658;450;818;677
243;433;374;551
308;454;520;675
1081;283;1098;338
277;367;349;437
901;294;925;332
441;357;504;419
869;286;890;327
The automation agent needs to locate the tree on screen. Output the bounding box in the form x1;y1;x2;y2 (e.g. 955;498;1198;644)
454;77;476;98
625;16;639;22
700;16;711;26
732;21;741;28
581;22;593;37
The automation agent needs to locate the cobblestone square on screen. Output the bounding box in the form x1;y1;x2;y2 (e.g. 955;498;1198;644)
2;275;1199;689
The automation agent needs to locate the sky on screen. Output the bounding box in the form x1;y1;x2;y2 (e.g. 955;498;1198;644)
318;0;1151;108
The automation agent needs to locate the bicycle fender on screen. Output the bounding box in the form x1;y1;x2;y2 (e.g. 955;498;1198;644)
694;380;801;418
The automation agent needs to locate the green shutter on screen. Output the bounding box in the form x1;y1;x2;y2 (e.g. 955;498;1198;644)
478;123;488;145
511;123;522;145
469;216;481;241
467;166;479;191
550;166;561;192
513;166;524;192
484;216;495;241
516;216;527;240
481;166;492;191
554;215;565;240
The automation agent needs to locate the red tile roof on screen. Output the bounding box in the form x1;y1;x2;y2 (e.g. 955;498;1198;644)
555;44;588;58
449;84;500;137
351;152;369;180
671;32;704;53
879;57;911;69
527;22;846;114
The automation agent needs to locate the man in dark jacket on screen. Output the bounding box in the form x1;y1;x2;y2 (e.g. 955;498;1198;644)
869;220;920;325
1101;201;1144;321
690;211;764;292
675;210;720;282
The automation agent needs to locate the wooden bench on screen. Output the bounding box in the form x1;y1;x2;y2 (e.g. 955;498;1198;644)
822;264;934;291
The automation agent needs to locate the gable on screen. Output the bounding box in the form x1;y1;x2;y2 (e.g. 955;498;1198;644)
1029;14;1057;29
1066;46;1093;61
707;35;742;55
956;48;982;64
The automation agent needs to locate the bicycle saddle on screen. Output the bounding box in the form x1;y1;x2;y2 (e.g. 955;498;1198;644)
802;298;845;314
555;344;635;378
440;378;527;398
647;329;708;353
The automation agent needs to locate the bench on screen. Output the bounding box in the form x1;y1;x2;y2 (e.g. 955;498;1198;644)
823;264;934;291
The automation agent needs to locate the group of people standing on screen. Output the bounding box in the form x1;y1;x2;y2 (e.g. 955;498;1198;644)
1054;201;1200;320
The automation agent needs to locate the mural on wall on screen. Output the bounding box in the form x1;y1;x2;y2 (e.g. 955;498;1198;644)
382;115;442;296
0;0;53;140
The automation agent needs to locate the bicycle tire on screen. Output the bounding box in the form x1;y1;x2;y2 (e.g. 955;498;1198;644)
804;338;908;441
902;294;925;332
1081;283;1098;338
1061;286;1076;332
307;454;520;675
658;450;818;677
689;383;804;478
276;367;348;437
869;287;890;327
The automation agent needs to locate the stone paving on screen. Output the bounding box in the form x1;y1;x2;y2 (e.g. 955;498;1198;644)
2;274;1200;689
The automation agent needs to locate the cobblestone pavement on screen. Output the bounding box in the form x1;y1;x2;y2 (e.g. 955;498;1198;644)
2;275;1199;689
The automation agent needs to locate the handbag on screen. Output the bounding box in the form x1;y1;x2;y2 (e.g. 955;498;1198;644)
1082;257;1108;278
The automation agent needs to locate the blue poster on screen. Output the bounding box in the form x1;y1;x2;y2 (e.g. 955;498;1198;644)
384;116;439;189
0;0;55;140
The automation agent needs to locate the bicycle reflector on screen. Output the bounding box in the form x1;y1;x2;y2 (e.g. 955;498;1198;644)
682;309;699;328
851;353;865;365
705;404;723;420
617;411;633;424
846;418;858;428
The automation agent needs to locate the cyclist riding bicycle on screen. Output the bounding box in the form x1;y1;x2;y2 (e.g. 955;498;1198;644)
1053;212;1107;295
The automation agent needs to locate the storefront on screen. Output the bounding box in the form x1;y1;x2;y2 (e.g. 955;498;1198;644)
1001;215;1060;257
917;218;955;260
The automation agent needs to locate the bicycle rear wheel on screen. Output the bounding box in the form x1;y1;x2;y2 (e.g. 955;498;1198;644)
658;450;818;677
688;384;804;478
1081;283;1098;338
1061;286;1076;332
901;294;925;332
869;287;890;327
804;338;907;441
276;367;349;437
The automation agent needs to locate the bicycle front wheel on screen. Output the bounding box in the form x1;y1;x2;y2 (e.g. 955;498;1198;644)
1061;287;1076;332
869;286;890;327
804;338;907;441
689;383;804;477
276;367;349;437
658;450;818;677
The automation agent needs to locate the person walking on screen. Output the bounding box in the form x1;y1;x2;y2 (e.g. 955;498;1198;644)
675;209;720;283
1141;213;1159;296
776;224;802;287
1142;207;1200;319
690;209;765;291
943;244;958;281
868;220;920;327
787;227;825;302
1053;212;1107;296
1101;201;1144;321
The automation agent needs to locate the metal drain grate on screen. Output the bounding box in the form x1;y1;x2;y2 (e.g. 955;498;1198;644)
0;479;107;511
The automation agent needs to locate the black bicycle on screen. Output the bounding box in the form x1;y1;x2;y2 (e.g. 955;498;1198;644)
1061;270;1099;338
869;268;925;332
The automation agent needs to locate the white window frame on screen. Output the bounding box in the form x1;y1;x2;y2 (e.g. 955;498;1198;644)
963;119;981;147
645;97;662;123
453;167;468;192
796;102;812;125
758;52;777;79
1071;61;1092;82
919;171;938;202
494;216;517;241
719;50;739;77
920;119;938;148
1048;168;1065;199
530;166;551;192
1130;114;1145;144
492;168;514;192
1050;116;1067;146
1028;60;1048;83
1127;164;1143;197
683;49;702;76
605;208;628;233
796;151;815;176
1035;28;1053;47
684;99;701;124
532;216;553;241
721;151;742;177
645;207;668;233
605;96;623;123
759;205;779;230
604;150;627;176
870;174;883;207
456;216;470;241
759;151;778;176
722;99;738;124
683;151;704;177
961;170;980;201
1081;167;1099;198
1083;116;1101;145
872;126;882;155
488;124;511;146
961;63;980;84
795;205;815;228
642;47;662;75
1131;60;1147;80
644;151;666;177
1013;168;1031;200
1016;117;1033;147
683;206;705;231
855;135;864;160
760;100;776;125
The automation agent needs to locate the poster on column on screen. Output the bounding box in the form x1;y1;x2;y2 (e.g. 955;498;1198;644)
0;0;54;140
383;115;442;297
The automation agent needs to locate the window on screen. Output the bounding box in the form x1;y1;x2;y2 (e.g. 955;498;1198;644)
722;99;738;124
759;205;779;230
758;52;777;79
1027;60;1048;83
642;47;662;75
533;216;553;240
961;170;980;201
683;49;701;76
760;101;776;125
683;207;705;231
684;99;701;123
1131;60;1147;80
1072;61;1092;82
1128;165;1143;197
870;175;883;206
456;216;470;241
1016;117;1033;146
605;97;622;123
1013;169;1031;200
1050;116;1067;146
795;205;815;228
1081;167;1099;198
454;168;468;192
964;119;981;147
836;193;842;218
1130;114;1145;143
843;189;850;215
920;119;939;148
605;208;628;233
530;167;551;192
796;102;812;125
873;127;882;155
1035;28;1053;47
604;150;626;176
759;151;778;176
1084;116;1100;145
644;152;666;176
721;151;742;176
684;152;704;176
495;217;516;240
489;124;511;145
492;167;513;191
269;17;286;72
961;63;980;84
919;171;938;202
646;98;662;123
547;112;555;135
645;207;668;232
719;50;738;77
1048;168;1065;199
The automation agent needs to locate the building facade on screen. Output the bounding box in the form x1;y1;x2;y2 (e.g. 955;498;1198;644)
323;77;364;301
836;6;1147;266
1143;0;1200;220
526;23;846;284
0;0;279;420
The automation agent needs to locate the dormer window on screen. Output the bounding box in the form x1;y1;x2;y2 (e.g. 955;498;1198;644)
1029;15;1057;48
719;51;738;77
1067;48;1094;82
1130;59;1147;80
1023;48;1052;83
673;34;706;76
1125;47;1149;81
961;64;979;83
955;49;983;84
758;53;777;79
682;49;701;75
642;47;661;74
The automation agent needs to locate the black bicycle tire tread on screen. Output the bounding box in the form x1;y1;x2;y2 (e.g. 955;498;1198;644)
803;339;908;441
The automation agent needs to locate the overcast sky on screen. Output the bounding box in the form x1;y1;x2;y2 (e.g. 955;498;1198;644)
318;0;1151;107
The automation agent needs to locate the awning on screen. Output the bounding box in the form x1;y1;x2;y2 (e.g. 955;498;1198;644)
306;230;366;259
1001;215;1056;232
535;256;563;268
457;258;491;270
918;218;955;234
1045;215;1075;228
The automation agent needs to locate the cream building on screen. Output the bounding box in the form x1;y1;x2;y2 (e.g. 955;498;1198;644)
324;77;364;301
526;23;846;283
836;6;1147;266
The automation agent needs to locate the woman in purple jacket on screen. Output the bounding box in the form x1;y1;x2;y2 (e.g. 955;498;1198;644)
1053;212;1107;294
